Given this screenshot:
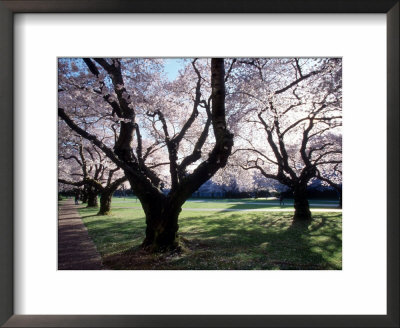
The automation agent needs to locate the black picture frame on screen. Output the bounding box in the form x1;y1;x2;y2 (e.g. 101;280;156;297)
0;1;398;327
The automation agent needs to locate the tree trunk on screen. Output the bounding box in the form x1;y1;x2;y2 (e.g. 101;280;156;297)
293;186;311;221
87;189;98;207
98;191;112;215
97;177;127;215
81;189;88;203
140;197;181;252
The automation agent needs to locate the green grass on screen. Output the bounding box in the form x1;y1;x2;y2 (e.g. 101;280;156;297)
78;200;342;270
110;197;340;210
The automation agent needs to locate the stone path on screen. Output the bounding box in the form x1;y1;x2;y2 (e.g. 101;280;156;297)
58;199;103;270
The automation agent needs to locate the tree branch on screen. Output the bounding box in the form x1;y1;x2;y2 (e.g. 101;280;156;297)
58;108;132;173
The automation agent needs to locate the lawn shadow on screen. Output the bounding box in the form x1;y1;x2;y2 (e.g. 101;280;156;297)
177;211;341;270
263;219;324;270
263;214;341;270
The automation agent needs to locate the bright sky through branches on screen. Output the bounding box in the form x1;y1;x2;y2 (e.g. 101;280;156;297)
163;58;186;81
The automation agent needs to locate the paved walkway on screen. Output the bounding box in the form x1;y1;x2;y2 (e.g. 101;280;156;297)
58;199;103;270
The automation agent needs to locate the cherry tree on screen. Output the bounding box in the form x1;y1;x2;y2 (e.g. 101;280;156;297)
230;58;342;220
58;58;233;251
58;131;127;214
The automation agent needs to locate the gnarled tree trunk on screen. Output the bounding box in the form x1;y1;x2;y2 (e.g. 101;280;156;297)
87;188;98;207
140;196;182;251
98;191;112;215
97;177;128;215
81;188;88;203
293;185;311;221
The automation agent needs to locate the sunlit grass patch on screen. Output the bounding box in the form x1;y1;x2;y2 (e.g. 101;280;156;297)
110;196;340;210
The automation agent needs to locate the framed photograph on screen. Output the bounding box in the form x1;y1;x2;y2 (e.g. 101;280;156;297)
1;1;398;327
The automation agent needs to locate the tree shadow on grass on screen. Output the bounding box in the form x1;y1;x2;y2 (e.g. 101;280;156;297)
175;212;342;270
263;219;325;270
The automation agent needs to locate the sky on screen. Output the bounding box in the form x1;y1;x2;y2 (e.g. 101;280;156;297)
163;58;186;81
60;57;187;81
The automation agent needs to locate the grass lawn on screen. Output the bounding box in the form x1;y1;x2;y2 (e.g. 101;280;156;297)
78;199;342;270
110;197;340;210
